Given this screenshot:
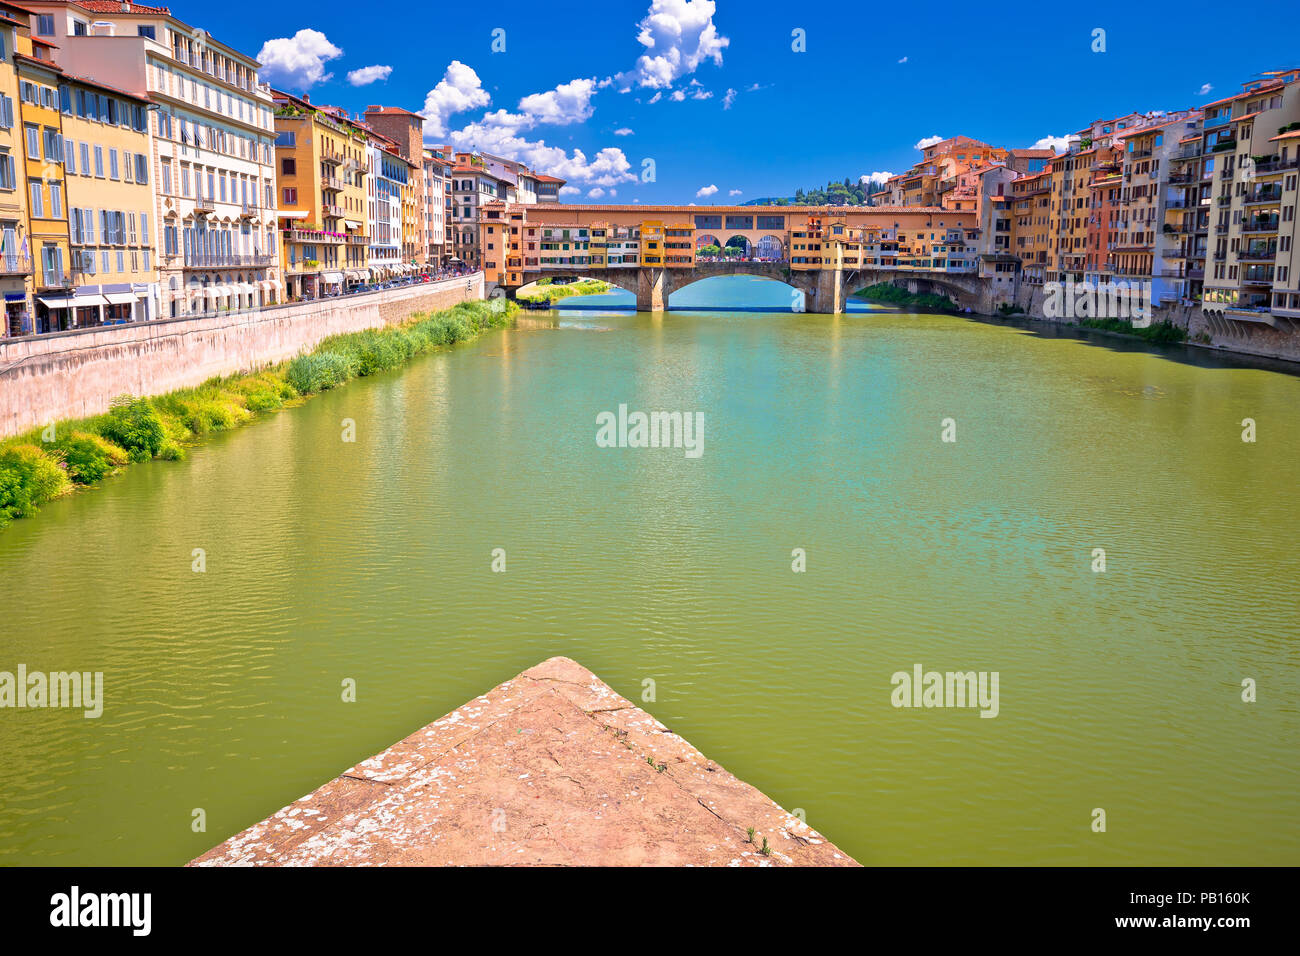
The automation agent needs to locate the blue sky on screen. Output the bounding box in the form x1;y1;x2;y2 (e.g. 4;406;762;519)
212;0;1300;203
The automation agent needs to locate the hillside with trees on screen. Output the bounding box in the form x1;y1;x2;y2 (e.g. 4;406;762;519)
743;177;888;207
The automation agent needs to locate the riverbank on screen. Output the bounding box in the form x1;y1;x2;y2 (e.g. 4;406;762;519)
516;278;611;304
0;299;516;530
854;282;958;312
191;656;858;866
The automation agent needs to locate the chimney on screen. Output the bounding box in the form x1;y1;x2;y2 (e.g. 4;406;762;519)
303;93;310;104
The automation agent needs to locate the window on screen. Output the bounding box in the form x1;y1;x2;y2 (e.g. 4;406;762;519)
0;153;14;190
50;183;62;219
161;162;172;195
135;153;148;184
36;14;54;35
24;124;38;159
283;187;297;204
138;25;156;40
94;146;105;177
43;127;61;162
281;157;295;175
109;149;119;179
64;139;75;173
0;94;11;130
79;142;89;173
29;183;42;218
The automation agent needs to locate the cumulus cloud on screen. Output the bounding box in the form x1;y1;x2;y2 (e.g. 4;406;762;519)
612;0;730;91
1197;83;1213;96
347;64;392;87
728;188;742;196
722;88;736;109
914;135;944;150
898;56;908;64
588;187;606;198
559;185;580;196
614;127;634;136
420;61;492;139
670;90;686;102
860;171;893;186
696;184;718;197
257;28;342;89
690;88;712;100
1032;134;1074;153
648;91;663;104
518;77;598;125
447;115;636;186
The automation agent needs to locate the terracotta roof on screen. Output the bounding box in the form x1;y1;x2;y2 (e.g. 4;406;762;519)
366;105;419;116
63;70;151;103
533;174;565;183
75;1;170;12
1269;130;1300;142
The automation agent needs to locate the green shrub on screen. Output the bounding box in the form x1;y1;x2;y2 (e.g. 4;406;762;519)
158;441;186;461
0;444;71;524
97;397;166;462
285;350;356;394
51;431;128;484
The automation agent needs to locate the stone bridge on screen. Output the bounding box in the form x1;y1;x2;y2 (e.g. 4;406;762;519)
515;262;994;313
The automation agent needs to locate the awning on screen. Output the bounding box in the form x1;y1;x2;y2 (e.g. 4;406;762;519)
103;292;137;306
322;272;344;285
277;209;310;220
37;295;75;309
344;219;363;231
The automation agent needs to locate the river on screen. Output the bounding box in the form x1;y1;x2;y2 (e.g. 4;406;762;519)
1;275;1297;865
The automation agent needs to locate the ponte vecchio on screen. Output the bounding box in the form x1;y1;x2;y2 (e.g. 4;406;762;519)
477;203;1005;313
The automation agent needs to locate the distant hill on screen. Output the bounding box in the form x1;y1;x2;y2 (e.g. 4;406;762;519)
741;178;886;207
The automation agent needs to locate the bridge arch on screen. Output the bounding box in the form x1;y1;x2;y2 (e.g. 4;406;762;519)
664;263;816;312
723;235;752;258
755;235;784;261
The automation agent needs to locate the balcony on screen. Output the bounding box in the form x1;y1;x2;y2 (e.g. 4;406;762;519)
1242;187;1283;206
1242;217;1279;233
321;152;343;167
1250;156;1299;175
0;255;32;275
193;195;216;215
322;204;346;218
321;176;344;192
39;271;74;290
1238;246;1277;262
183;253;275;268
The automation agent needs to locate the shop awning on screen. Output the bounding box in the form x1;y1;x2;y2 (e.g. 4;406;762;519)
344;219;363;230
322;272;344;284
37;295;75;309
103;292;138;306
40;293;107;309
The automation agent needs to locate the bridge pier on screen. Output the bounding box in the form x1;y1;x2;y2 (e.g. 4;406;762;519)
637;268;669;312
805;269;845;314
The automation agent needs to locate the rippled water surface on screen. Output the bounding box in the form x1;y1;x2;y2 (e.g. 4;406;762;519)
2;282;1298;865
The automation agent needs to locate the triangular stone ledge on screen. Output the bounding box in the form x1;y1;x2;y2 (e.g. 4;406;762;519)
190;656;859;867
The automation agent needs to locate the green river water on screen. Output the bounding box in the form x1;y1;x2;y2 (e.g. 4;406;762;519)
1;279;1297;865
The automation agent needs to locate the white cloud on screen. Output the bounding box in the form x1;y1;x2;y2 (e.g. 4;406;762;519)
690;88;712;101
1197;83;1213;96
745;82;763;92
696;184;718;197
419;61;492;139
588;187;606;198
648;92;663;104
722;88;736;109
347;64;392;87
257;29;342;90
613;0;730;91
614;127;634;136
897;56;908;64
670;90;686;102
1032;134;1075;153
559;185;580;196
728;188;742;196
859;171;893;186
914;135;943;150
517;77;598;125
447;115;636;186
609;189;617;197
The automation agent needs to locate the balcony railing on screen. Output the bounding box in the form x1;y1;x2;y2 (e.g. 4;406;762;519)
1243;217;1279;232
0;255;32;275
1242;188;1283;206
321;176;344;192
285;228;346;244
183;253;275;268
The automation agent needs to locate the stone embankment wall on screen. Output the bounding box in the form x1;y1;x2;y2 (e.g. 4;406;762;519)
0;274;484;438
1011;283;1300;364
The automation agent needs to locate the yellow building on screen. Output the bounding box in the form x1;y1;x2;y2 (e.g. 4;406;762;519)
0;7;32;335
60;72;157;325
15;34;70;333
272;90;369;298
1011;170;1051;284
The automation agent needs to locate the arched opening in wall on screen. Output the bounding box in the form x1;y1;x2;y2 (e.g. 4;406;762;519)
723;236;753;259
520;274;636;311
169;277;179;318
755;235;784;262
667;273;805;312
695;234;722;260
